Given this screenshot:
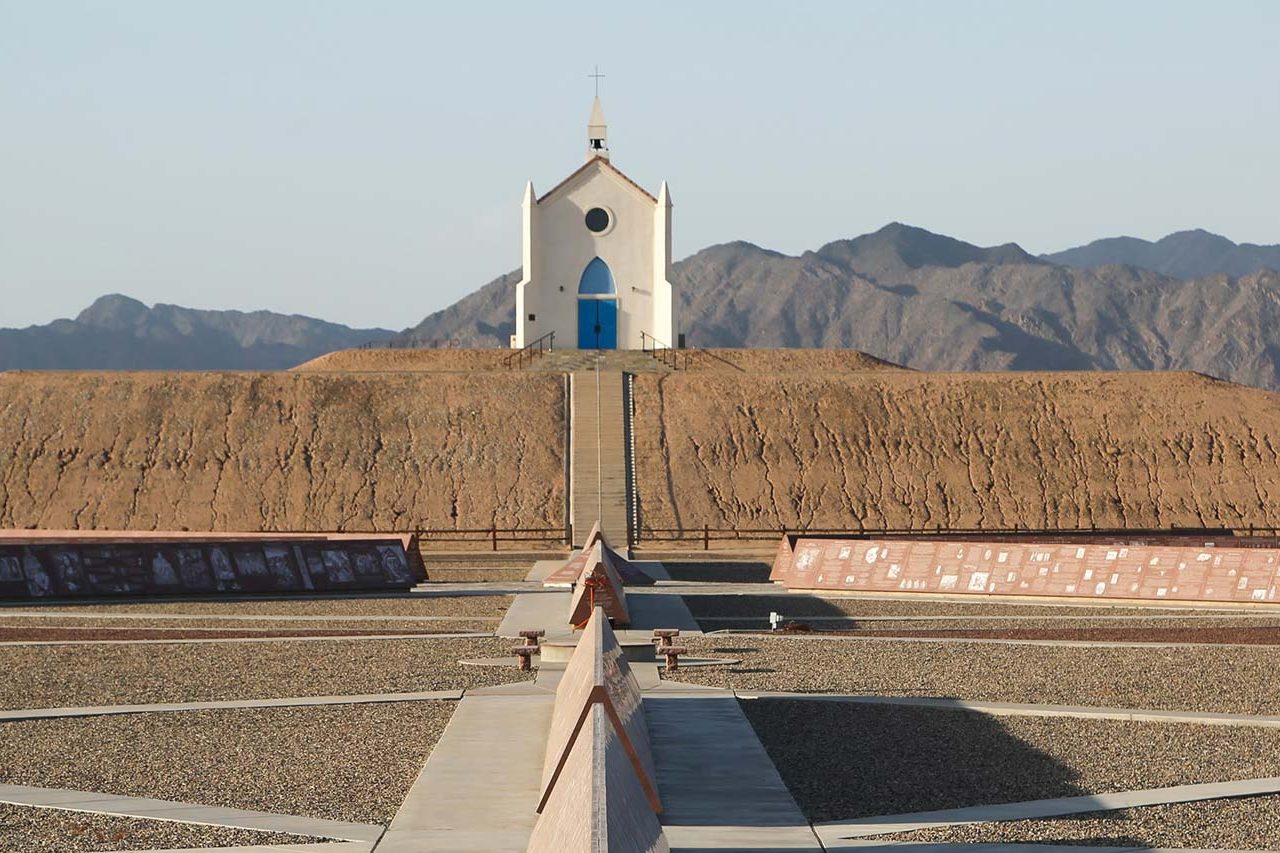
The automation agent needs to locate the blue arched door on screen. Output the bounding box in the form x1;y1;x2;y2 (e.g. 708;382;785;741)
577;257;618;349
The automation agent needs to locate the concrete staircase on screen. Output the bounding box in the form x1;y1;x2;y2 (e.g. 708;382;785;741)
570;370;630;547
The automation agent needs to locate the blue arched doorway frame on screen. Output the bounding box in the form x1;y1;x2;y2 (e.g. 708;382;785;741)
577;257;618;349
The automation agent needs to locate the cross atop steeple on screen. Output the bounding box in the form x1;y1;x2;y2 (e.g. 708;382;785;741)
589;65;605;97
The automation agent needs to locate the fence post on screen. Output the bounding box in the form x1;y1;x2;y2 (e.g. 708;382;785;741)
703;524;710;551
491;526;498;552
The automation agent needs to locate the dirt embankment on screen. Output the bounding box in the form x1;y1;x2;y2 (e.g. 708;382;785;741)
0;371;565;532
293;348;514;372
633;370;1280;532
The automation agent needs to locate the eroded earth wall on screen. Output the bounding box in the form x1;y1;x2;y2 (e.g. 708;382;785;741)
633;371;1280;532
0;371;566;532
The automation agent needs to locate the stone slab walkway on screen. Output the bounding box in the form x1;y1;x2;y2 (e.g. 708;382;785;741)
0;690;463;722
826;844;1260;852
734;692;1280;728
719;630;1280;651
0;782;383;842
646;694;821;850
498;589;701;640
814;776;1280;842
374;693;555;852
126;844;374;853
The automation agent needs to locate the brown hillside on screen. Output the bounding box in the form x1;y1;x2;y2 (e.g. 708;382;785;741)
632;370;1280;533
0;371;565;532
294;348;513;372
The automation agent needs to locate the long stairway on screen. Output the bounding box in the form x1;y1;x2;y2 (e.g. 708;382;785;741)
570;368;630;547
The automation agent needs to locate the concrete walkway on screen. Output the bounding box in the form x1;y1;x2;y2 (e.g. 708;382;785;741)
375;692;555;852
0;690;462;722
826;844;1261;852
735;692;1280;729
646;694;822;850
125;844;374;853
814;776;1280;842
0;783;383;842
497;588;701;641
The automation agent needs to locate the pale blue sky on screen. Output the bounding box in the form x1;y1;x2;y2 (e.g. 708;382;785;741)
1;1;1277;329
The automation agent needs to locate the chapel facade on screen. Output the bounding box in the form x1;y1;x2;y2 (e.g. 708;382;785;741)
512;97;677;351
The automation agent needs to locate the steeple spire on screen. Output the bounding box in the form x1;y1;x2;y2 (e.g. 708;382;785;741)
586;67;609;161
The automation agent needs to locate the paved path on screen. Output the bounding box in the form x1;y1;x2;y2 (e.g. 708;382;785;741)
375;692;555;852
826;844;1261;852
814;776;1280;842
0;631;491;648
498;588;701;641
646;694;822;850
127;844;374;853
0;690;462;722
0;782;383;842
734;691;1280;728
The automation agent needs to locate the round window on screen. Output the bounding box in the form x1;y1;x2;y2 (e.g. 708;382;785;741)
584;207;611;233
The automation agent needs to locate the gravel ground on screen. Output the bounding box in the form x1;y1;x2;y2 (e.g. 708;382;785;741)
0;594;513;617
876;794;1280;849
0;625;492;642
683;593;1264;619
675;635;1280;713
0;636;527;709
0;702;454;825
0;804;324;852
795;626;1280;644
0;616;498;632
426;565;531;582
742;699;1280;822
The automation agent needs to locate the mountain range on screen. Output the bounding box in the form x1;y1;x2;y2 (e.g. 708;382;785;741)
4;227;1280;387
0;295;391;371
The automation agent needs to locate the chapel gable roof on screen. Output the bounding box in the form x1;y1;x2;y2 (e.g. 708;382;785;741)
537;156;658;206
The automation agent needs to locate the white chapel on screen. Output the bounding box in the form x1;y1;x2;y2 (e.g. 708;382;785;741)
512;97;677;351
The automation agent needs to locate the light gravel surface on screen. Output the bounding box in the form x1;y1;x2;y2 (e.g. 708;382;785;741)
1;594;514;617
0;615;497;632
0;804;324;852
683;593;1266;619
742;699;1280;823
0;636;527;709
0;701;455;825
700;616;1280;631
878;794;1280;849
677;635;1280;713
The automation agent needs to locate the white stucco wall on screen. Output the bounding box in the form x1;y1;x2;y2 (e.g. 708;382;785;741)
515;158;674;350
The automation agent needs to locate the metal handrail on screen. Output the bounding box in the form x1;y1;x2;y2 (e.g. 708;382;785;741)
639;331;687;370
358;337;461;350
504;331;555;370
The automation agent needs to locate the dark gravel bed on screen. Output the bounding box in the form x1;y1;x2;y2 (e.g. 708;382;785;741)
743;699;1280;823
0;701;454;825
0;636;527;709
675;636;1280;713
660;562;773;583
2;594;513;617
877;793;1280;849
0;804;323;852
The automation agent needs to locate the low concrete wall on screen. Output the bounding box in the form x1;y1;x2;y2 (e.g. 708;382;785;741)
539;607;658;813
568;545;630;626
527;704;669;853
